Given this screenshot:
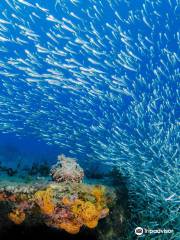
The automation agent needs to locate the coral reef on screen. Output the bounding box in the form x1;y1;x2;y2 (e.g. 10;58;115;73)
8;209;26;225
34;187;55;215
0;155;112;235
50;154;84;183
56;185;109;234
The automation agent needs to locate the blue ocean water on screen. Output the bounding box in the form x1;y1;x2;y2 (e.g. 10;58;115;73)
0;0;179;239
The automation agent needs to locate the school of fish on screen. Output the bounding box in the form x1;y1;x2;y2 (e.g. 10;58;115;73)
0;0;179;239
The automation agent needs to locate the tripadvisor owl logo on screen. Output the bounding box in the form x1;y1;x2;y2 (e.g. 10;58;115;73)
135;227;144;236
135;227;174;236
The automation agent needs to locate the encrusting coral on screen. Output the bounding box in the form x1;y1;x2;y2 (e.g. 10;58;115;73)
0;154;113;234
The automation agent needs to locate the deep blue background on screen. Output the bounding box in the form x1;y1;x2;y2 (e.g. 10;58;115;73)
0;0;179;171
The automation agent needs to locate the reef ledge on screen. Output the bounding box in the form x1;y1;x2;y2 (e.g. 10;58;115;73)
0;155;115;235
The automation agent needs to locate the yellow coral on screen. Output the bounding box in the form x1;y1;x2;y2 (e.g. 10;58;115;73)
61;196;72;206
85;219;98;228
34;187;55;215
70;199;102;229
71;199;85;217
59;221;81;234
92;186;105;202
82;201;100;228
82;201;98;220
8;209;25;224
58;198;99;230
60;186;109;234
